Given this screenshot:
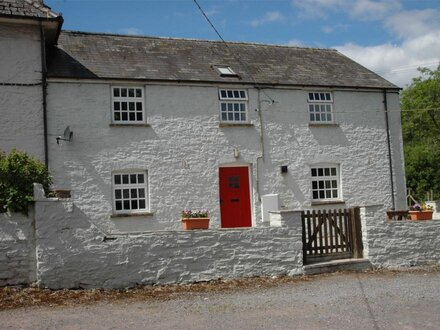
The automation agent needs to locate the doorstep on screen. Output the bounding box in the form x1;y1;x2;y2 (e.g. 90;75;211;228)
303;258;372;275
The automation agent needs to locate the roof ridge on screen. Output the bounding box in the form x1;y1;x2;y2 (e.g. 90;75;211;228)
24;0;59;18
61;30;337;52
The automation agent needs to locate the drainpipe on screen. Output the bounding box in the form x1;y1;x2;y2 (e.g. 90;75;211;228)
39;22;49;168
256;88;265;202
383;90;396;210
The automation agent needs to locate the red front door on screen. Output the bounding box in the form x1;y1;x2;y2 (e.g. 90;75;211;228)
219;167;252;228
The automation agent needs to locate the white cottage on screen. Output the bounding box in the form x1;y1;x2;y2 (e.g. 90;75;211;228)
1;1;407;233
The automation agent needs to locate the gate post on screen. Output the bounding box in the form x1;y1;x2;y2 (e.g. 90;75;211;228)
350;207;363;258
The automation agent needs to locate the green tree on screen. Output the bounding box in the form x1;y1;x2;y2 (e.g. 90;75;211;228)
401;64;440;201
0;149;52;214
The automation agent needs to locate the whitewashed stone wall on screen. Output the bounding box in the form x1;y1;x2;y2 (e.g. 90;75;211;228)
0;23;44;161
34;191;303;289
361;205;440;267
0;209;36;286
46;82;406;233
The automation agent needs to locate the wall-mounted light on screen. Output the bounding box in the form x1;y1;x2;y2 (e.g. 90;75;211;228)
234;148;240;159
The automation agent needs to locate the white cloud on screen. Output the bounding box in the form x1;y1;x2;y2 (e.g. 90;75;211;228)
291;0;346;18
287;39;304;47
119;28;143;36
321;26;333;33
336;31;440;88
385;9;440;39
250;11;284;27
350;0;401;20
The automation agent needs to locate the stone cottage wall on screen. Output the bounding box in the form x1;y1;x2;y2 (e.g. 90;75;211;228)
361;205;440;267
0;209;36;286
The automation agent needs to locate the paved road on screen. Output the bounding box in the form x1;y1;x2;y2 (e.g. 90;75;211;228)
1;270;439;329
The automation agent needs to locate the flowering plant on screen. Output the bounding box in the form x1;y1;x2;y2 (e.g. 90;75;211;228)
409;203;433;211
181;209;209;218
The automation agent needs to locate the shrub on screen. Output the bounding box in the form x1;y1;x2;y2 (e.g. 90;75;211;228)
0;149;52;214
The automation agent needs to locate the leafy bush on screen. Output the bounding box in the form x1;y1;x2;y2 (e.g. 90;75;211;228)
0;149;52;214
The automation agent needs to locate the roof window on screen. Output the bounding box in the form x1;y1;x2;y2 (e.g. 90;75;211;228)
214;66;238;77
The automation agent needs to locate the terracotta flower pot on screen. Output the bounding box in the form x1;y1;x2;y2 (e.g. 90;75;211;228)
408;210;433;221
181;218;210;230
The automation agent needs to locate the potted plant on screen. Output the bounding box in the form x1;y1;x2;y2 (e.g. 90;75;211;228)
408;203;434;220
181;209;210;230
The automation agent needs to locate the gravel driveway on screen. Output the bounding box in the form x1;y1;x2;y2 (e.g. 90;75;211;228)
1;270;439;329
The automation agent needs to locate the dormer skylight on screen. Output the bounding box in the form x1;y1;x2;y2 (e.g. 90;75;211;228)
214;66;238;77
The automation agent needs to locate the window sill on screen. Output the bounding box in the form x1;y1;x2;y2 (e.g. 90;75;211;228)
111;212;154;218
311;200;345;206
109;123;151;127
219;123;254;127
308;123;339;127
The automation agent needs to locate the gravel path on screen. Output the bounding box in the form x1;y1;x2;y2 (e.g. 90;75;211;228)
1;270;439;329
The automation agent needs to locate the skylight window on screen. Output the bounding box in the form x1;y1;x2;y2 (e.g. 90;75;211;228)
215;66;238;77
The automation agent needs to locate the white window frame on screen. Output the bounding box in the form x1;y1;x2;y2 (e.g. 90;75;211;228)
111;86;145;124
112;170;149;214
307;91;334;123
310;164;341;201
215;66;237;77
218;89;248;123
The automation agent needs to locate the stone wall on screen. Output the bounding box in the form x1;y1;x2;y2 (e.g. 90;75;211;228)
361;205;440;267
33;186;303;289
0;209;36;286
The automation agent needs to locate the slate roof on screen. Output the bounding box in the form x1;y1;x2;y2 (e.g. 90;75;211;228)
48;31;398;89
0;0;59;19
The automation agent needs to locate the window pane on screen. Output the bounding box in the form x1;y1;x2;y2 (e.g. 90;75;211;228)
221;103;226;111
221;90;227;98
128;88;134;97
227;103;233;111
324;168;330;176
136;102;142;110
114;175;121;185
136;113;143;121
121;112;128;120
114;102;120;111
326;190;331;198
327;114;332;121
240;104;245;111
139;188;145;198
113;88;120;97
115;201;122;210
331;168;337;176
114;112;120;121
122;175;129;184
131;200;138;209
332;180;338;188
138;174;144;184
129;102;135;111
333;190;338;198
228;113;233;121
319;191;325;198
123;189;130;198
121;102;127;111
313;191;318;199
312;181;317;189
130;174;137;184
320;93;325;100
240;91;246;98
234;113;239;121
309;93;314;100
310;114;315;121
233;90;239;98
129;113;136;121
139;200;146;209
318;181;324;189
311;168;317;176
240;113;246;121
123;200;130;210
115;189;121;199
326;93;331;101
318;168;324;176
121;88;127;97
136;89;142;97
314;93;319;100
325;180;331;188
227;90;233;98
222;113;227;120
130;189;137;198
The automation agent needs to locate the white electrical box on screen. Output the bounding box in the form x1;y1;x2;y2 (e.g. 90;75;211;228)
261;194;279;223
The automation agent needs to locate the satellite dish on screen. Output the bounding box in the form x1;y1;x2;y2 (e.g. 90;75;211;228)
56;126;73;144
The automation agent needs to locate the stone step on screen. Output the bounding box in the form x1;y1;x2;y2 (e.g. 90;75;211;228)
303;258;372;275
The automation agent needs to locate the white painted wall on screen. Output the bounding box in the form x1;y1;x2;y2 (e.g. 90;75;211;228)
0;209;36;286
46;81;406;232
0;23;44;161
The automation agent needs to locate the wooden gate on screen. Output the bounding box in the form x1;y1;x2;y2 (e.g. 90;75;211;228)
301;207;363;265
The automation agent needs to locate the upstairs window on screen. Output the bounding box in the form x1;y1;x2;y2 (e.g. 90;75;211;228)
113;171;149;214
112;87;144;123
219;89;248;123
215;66;238;77
311;165;340;201
308;92;333;123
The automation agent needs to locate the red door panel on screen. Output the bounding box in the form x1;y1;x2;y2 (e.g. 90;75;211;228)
219;167;252;228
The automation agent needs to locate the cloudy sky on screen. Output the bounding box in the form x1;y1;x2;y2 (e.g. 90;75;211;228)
46;0;440;88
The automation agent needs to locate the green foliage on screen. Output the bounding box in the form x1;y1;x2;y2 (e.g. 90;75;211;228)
401;65;440;201
0;149;52;214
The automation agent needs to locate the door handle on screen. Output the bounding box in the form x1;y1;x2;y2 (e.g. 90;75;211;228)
231;199;239;202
